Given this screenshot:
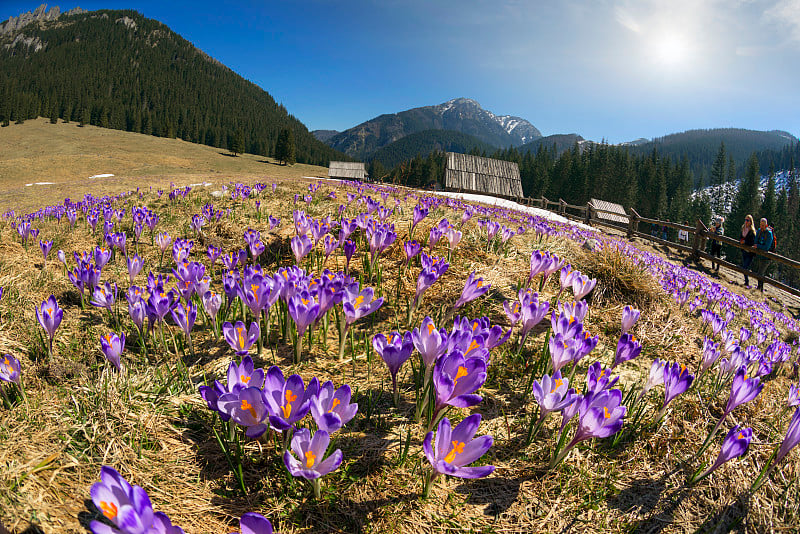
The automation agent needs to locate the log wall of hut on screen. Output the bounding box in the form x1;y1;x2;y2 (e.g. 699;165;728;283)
328;161;366;180
444;152;523;198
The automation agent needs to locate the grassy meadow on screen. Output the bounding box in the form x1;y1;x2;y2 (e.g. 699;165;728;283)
0;123;799;534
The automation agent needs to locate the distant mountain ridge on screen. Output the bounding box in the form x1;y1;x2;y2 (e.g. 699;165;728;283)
322;98;542;160
368;129;497;169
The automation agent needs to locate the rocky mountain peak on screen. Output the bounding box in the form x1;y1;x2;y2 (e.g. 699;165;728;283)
0;4;86;36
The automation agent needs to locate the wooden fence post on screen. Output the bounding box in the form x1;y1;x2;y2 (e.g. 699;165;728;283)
585;202;593;226
692;219;707;262
559;198;566;216
628;208;640;240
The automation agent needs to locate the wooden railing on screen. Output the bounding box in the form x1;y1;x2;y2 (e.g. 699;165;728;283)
522;196;800;298
443;189;799;298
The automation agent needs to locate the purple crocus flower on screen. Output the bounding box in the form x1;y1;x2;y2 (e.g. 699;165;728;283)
202;290;222;332
310;381;358;433
453;272;489;310
661;361;694;412
222;321;260;356
373;331;414;404
0;353;21;384
692;426;752;483
775;407;800;465
724;365;763;416
39;239;53;267
228;513;274;534
283;428;343;498
100;332;125;371
217;386;271;438
403;240;422;266
126;254;144;285
571;273;597;300
90;282;118;313
788;384;800;407
89;466;182;534
263;366;319;431
171;301;197;347
532;370;578;421
342;239;356;272
423;414;494;486
549;334;577;373
585;361;619;397
94;246;111;269
269;215;281;230
640;358;666;398
288;291;320;337
621;305;640;333
410;205;428;237
411;316;448;369
342;284;384;326
611;333;642;369
36;295;63;360
517;293;550;341
700;337;721;375
432;351;487;418
553;389;626;466
291;234;313;264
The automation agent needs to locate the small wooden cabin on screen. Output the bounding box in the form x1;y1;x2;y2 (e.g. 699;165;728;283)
443;152;523;199
589;198;629;225
328;161;366;181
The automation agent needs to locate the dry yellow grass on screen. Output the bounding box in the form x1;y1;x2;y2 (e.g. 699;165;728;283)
0;119;327;213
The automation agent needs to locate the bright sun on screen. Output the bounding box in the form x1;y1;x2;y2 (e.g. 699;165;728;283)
654;34;687;65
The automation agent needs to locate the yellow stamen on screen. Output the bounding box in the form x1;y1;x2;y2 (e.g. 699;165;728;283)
443;440;465;464
466;340;480;355
282;390;298;418
453;366;468;387
737;432;744;439
603;406;611;419
305;450;316;468
551;378;563;393
240;399;257;419
427;323;434;335
354;295;365;308
241;375;251;384
100;501;118;520
104;334;113;344
329;398;341;413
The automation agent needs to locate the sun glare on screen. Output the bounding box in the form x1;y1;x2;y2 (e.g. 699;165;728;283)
654;34;687;65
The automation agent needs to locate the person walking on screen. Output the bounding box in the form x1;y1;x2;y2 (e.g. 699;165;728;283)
754;217;774;292
740;214;756;287
709;217;724;273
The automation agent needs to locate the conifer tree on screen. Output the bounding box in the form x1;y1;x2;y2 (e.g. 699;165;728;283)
275;127;296;165
762;162;777;224
230;128;245;156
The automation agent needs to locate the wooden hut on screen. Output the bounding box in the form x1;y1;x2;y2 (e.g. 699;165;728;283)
443;152;523;199
328;161;366;181
589;198;629;226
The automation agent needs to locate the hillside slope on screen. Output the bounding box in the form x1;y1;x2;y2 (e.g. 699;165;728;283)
0;119;327;212
0;6;344;166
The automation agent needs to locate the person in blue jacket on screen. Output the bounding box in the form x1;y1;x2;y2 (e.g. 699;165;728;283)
754;217;774;292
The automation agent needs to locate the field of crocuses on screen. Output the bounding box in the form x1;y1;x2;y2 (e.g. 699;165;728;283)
1;177;799;533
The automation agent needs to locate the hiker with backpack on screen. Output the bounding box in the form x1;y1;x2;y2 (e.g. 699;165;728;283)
754;217;775;292
740;214;756;287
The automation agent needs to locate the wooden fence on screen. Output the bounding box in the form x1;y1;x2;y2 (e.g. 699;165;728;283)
521;196;800;298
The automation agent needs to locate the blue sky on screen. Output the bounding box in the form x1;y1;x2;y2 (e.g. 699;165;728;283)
3;1;799;144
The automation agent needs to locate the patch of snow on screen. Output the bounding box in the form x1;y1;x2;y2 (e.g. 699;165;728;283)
25;183;33;187
434;191;593;230
189;182;213;187
88;173;114;179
